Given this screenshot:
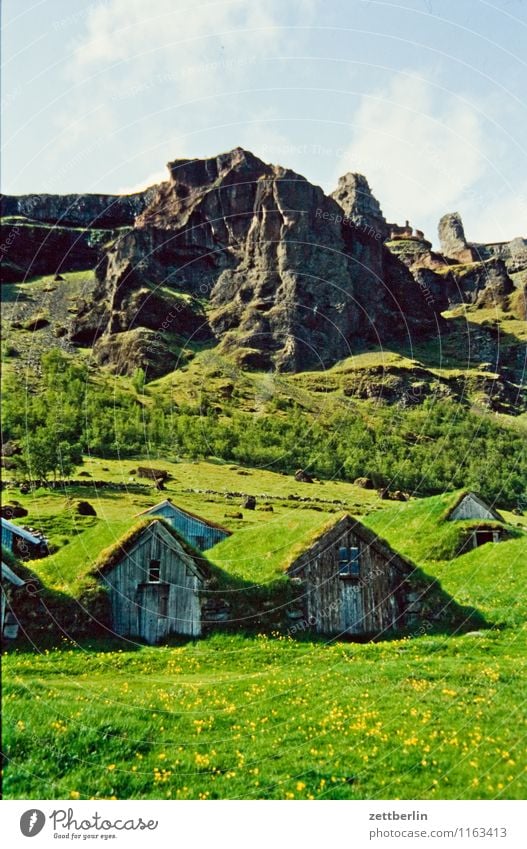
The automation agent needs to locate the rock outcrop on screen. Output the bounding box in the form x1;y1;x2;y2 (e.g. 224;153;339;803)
0;188;158;282
2;223;121;282
82;148;441;374
330;173;388;240
447;257;514;306
383;212;523;311
438;212;476;263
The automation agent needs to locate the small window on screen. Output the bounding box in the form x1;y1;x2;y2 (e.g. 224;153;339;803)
338;546;360;579
148;559;161;582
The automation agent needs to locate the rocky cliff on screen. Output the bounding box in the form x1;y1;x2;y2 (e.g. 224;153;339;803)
1;188;157;228
388;211;525;310
3;149;524;380
0;188;158;282
72;148;441;375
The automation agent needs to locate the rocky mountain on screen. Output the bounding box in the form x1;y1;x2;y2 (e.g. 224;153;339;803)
2;148;525;381
39;148;443;375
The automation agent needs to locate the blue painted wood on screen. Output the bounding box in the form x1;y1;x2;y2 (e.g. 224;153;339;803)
144;503;228;551
2;525;14;550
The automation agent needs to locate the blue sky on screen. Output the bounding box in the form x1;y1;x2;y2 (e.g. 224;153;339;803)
2;0;526;245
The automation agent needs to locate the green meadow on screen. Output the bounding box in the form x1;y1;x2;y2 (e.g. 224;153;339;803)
2;460;527;800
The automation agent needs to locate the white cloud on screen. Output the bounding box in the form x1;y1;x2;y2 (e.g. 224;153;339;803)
116;169;167;194
72;0;295;97
56;0;314;190
335;74;487;240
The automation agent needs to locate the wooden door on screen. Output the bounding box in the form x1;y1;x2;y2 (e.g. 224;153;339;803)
340;581;365;634
137;583;169;644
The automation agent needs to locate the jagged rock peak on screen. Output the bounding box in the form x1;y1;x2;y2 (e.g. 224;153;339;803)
331;172;388;239
135;147;308;231
167;147;272;185
438;212;473;261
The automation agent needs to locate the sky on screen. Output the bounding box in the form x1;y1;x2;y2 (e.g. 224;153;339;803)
2;0;527;245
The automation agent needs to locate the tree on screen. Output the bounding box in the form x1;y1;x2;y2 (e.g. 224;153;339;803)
18;429;82;484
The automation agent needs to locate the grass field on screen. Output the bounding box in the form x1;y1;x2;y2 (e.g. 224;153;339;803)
4;628;526;800
3;461;527;800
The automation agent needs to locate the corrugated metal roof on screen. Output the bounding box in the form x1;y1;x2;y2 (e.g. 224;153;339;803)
1;561;27;587
136;499;231;535
1;517;42;545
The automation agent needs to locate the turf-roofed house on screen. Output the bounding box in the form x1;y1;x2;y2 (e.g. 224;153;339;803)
286;514;434;637
445;491;506;548
136;499;231;551
95;519;211;644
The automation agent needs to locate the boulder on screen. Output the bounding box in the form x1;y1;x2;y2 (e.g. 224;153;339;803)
295;469;314;483
73;500;97;516
354;476;374;489
243;495;256;510
93;328;176;379
1;502;29;519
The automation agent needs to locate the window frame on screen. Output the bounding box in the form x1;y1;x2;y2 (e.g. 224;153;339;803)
148;558;161;583
338;545;360;579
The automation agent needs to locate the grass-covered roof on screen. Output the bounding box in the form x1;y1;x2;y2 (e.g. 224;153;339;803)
92;518;210;578
28;516;212;597
283;512;416;575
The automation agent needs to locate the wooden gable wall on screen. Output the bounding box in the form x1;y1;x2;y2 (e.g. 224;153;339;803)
102;523;203;644
288;520;409;636
449;494;499;522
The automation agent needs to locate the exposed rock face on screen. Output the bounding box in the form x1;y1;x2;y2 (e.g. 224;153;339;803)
448;258;514;306
473;235;527;276
1;188;157;229
384;211;522;310
438;212;477;262
330;173;388;240
0;221;115;282
93;327;176;379
85;148;441;374
0;188;158;282
437;212;527;281
6;149;478;377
